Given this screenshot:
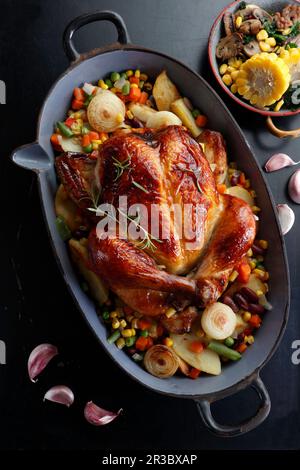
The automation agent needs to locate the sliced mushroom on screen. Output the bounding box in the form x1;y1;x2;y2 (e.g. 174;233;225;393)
252;6;272;22
216;32;243;61
239;19;261;35
235;4;271;22
243;39;261;57
224;11;235;36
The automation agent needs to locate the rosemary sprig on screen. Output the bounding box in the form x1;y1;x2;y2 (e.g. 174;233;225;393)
132;180;149;194
112;156;131;181
177;163;202;194
79;182;101;209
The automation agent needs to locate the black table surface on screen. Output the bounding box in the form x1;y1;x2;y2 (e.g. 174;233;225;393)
0;0;299;451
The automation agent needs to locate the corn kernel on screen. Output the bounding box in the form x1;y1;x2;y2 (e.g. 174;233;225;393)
134;69;140;78
282;28;291;35
116;338;125;349
116;113;124;124
227;66;236;73
98;79;104;86
230;84;238;94
222;74;232;86
126;70;133;77
112;319;120;329
266;37;276;47
235;15;243;28
92;142;99;150
234;59;243;68
101;83;108;90
130;83;138;89
264;271;270;281
244;335;249;343
91;139;102;145
252;205;261;213
219;63;228;75
229;270;239;282
140;73;148;81
165;307;176;318
244;179;250;188
247;335;255;345
120;319;127;328
163;337;173;348
126;110;134;119
243;312;252;322
274;99;284;111
253;268;266;280
131;328;136;336
257;29;268;41
110;311;118;318
131;318;139;329
110;87;117;93
228;57;237;67
259;41;271;52
121;328;133;338
250;261;256;270
259;240;268;250
247;248;253;257
231;70;239;81
256;290;264;297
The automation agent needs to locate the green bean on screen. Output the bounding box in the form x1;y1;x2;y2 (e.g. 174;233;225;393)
208;341;241;361
107;330;121;344
57;121;73;138
83;144;93;153
122;82;130;95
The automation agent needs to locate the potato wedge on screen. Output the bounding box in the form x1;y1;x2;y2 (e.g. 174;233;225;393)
69;238;109;305
153;70;181;111
233;314;248;337
128;102;157;122
171;333;221;375
226;273;267;297
55;184;82;232
225;186;254;206
171;98;201;137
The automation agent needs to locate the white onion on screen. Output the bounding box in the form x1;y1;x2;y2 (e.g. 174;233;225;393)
201;302;237;340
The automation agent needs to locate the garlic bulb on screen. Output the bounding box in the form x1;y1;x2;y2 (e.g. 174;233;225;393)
288;169;300;204
265;153;299;172
144;345;178;378
87;90;125;132
277;204;295;235
146;111;182;129
201;302;237;340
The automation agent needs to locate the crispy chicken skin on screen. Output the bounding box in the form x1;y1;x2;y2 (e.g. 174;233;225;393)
56;125;256;315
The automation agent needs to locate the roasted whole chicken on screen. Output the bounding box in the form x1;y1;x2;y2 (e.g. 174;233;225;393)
56;125;256;320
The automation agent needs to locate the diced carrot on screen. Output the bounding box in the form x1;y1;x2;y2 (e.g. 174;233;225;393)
65;117;75;128
88;131;100;141
189;341;204;354
239;172;246;185
217;183;227;194
237;262;251;284
50;133;62;151
138;318;152;330
73;87;85;101
139;91;148;104
82;134;91;147
195;114;208;127
135;336;149;351
189;368;201;379
129;86;141;102
146;337;153;349
99;132;109;140
72;99;84;110
249;314;262;328
129;76;139;85
236;343;247;353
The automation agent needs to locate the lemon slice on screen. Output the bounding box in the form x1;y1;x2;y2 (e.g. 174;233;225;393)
236;52;290;108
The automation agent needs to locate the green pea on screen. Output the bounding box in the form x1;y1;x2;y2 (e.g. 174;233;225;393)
83;144;93;153
122;82;130;95
105;78;113;88
140;330;148;337
192;109;200;118
120;72;127;79
125;336;136;347
224;337;234;348
110;72;120;82
102;310;110;321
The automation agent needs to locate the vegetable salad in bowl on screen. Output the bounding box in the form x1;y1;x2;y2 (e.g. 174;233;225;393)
52;67;272;380
213;1;300;113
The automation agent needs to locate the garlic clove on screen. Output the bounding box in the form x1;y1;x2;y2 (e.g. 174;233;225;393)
28;343;58;382
84;401;122;426
277;204;295;235
288;169;300;204
44;385;74;407
264;153;299;172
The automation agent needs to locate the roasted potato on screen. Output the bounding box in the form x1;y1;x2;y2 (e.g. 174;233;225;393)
153;70;181;111
55;184;82;232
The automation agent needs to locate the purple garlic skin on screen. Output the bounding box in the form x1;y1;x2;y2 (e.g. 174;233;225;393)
288;169;300;204
265;153;299;172
28;343;58;382
84;401;122;426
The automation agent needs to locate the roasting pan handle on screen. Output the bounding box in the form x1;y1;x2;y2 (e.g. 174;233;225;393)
195;375;271;437
63;10;131;62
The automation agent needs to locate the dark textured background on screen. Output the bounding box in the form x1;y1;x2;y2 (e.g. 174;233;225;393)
0;0;299;450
